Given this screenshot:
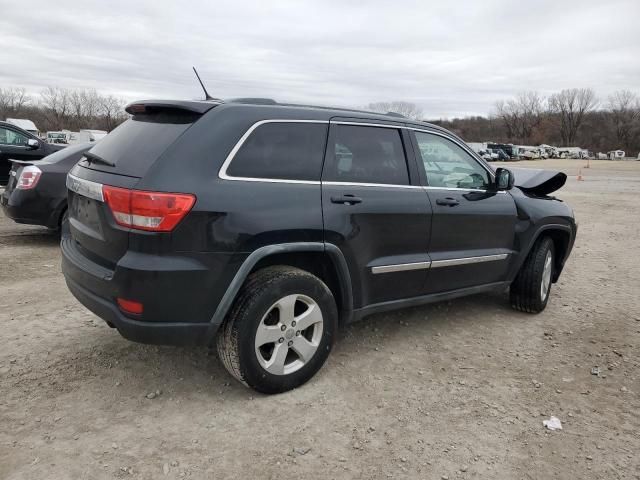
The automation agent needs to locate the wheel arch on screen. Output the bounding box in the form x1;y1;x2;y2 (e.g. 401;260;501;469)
207;243;353;342
515;224;573;283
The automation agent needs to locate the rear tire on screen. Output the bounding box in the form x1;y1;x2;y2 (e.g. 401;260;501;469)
510;236;555;313
216;266;337;394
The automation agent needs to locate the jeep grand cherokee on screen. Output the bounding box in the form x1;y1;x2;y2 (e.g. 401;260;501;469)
61;98;577;393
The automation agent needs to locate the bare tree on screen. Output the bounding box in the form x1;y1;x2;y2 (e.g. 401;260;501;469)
0;87;30;117
366;101;423;120
548;88;598;146
99;95;128;131
40;87;72;130
607;90;640;149
494;91;544;144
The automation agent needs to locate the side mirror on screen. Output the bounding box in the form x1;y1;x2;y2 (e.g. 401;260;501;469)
26;139;40;150
495;167;514;190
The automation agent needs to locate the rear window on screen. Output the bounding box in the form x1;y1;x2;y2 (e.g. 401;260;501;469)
80;111;199;177
226;122;328;181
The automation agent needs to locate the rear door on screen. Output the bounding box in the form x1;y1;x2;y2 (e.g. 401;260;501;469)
410;129;517;293
321;120;432;308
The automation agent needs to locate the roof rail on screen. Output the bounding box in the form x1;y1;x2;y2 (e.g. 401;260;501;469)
229;98;278;105
385;112;406;118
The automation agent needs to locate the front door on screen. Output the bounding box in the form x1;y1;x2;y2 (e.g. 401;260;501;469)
321;120;432;308
410;129;517;293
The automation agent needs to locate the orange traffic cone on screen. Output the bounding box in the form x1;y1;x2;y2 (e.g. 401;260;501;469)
584;158;590;169
577;169;583;181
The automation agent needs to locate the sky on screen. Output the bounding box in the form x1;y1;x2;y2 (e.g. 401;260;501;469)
1;0;638;118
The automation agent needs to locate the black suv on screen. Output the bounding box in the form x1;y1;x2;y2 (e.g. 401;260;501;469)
61;99;576;393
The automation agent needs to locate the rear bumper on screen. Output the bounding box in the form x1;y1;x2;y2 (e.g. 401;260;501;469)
61;235;232;346
65;275;210;346
1;188;62;229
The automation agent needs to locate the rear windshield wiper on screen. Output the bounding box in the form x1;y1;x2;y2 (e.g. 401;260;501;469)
83;151;115;167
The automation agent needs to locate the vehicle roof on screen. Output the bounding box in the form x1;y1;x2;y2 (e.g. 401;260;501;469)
5;118;38;131
126;98;449;134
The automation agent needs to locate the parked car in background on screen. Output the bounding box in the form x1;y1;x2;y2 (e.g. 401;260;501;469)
0;121;65;185
1;143;92;233
489;148;510;161
487;143;518;160
61;98;577;393
46;131;72;145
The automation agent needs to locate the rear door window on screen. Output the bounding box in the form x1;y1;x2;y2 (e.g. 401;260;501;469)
323;124;409;185
80;111;199;178
226;122;328;181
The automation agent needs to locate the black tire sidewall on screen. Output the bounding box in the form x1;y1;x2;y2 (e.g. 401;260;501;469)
236;272;337;393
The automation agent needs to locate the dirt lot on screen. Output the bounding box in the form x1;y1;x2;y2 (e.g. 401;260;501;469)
1;159;639;479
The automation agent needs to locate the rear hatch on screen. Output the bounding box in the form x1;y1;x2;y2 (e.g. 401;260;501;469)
66;102;211;269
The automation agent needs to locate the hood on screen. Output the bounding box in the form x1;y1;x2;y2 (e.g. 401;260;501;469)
509;168;567;196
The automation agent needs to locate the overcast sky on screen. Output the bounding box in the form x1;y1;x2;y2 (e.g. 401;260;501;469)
1;0;638;118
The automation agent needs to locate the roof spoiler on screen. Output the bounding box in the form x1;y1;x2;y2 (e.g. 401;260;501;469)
125;99;221;115
8;159;35;166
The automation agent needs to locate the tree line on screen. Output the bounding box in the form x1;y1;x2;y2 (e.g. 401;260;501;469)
429;88;640;156
0;86;129;133
3;85;639;155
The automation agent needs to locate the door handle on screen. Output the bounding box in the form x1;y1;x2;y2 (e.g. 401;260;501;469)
436;197;459;207
331;194;363;205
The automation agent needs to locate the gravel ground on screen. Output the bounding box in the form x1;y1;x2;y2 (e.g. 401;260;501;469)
1;159;639;479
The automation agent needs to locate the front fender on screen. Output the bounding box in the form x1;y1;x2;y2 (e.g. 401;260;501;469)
508;190;577;283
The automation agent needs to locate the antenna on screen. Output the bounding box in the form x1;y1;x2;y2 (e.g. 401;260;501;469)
192;67;221;102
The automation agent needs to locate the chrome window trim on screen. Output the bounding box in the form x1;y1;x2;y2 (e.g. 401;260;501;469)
371;261;431;274
66;173;104;202
217;119;502;190
324;181;422;190
430;253;509;269
409;127;497;182
218;119;329;184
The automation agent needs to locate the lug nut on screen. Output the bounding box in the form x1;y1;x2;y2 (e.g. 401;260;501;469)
278;337;284;343
288;340;293;346
296;331;300;336
280;325;286;331
291;321;296;327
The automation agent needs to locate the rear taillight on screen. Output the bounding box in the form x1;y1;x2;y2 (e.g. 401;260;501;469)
102;186;196;232
16;166;42;190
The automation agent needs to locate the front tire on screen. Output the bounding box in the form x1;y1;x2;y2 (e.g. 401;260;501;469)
216;266;337;394
510;236;555;313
